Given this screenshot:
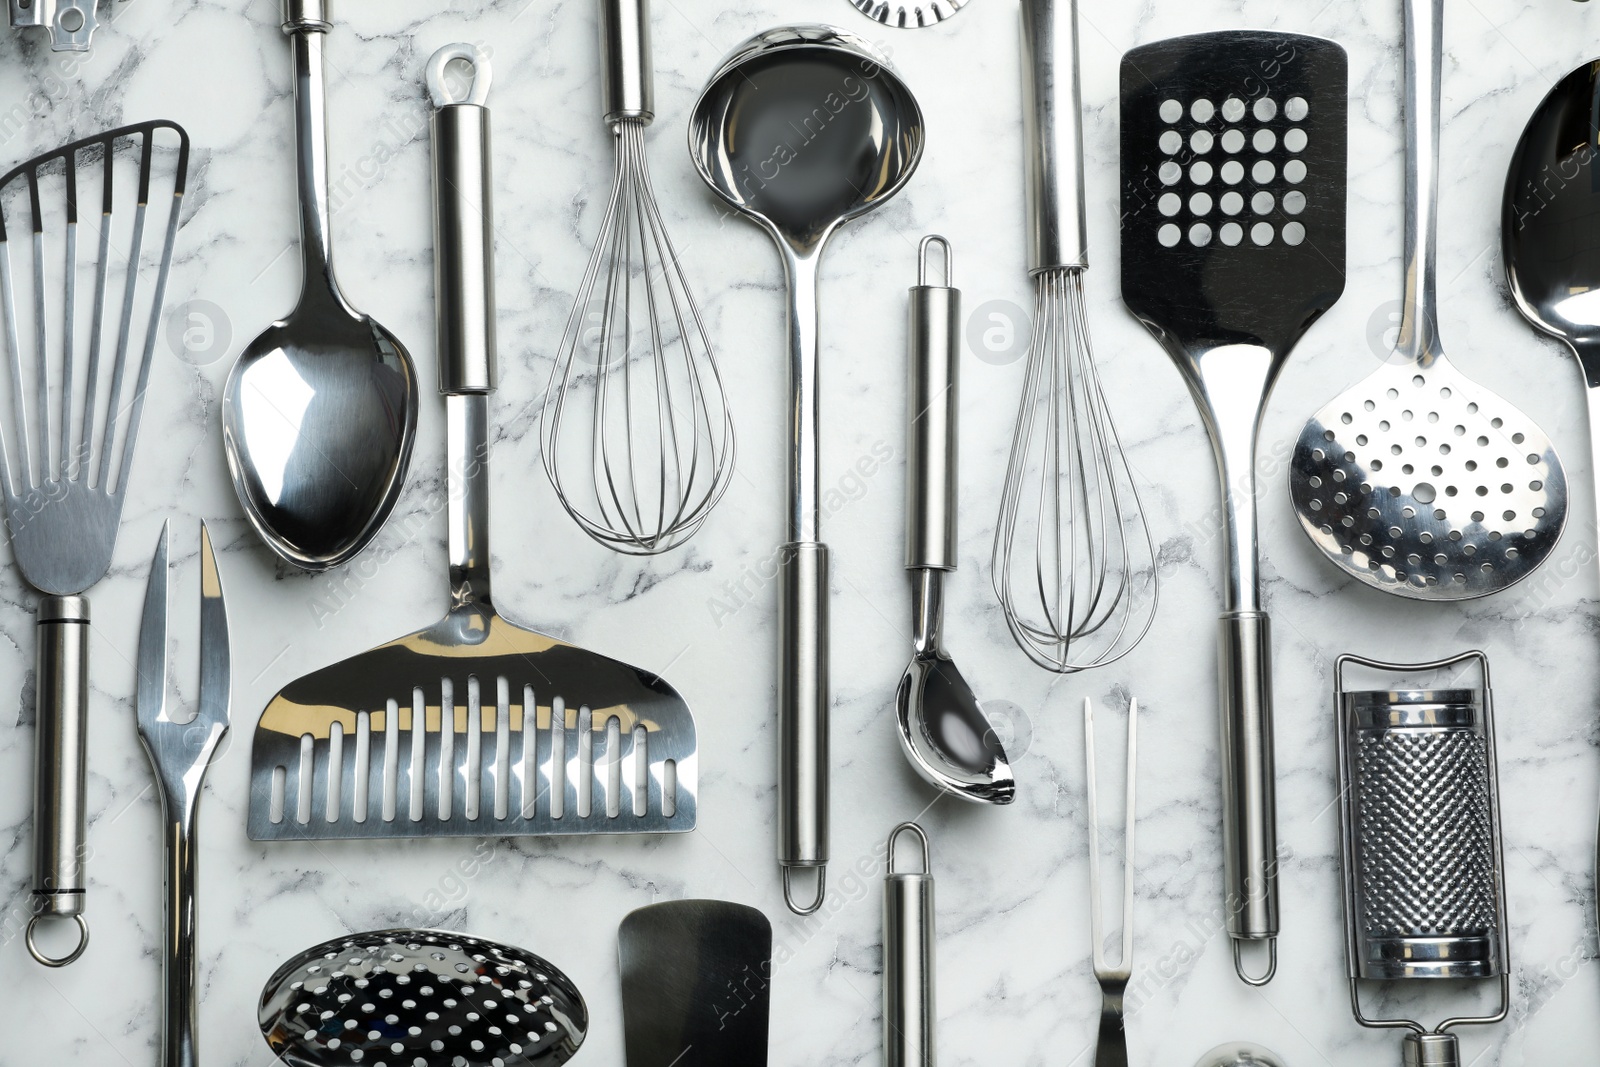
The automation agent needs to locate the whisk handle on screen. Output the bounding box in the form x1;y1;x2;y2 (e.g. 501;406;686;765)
1020;0;1089;272
1218;611;1279;982
600;0;654;124
778;540;829;914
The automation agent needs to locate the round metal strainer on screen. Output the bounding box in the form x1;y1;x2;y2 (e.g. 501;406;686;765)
258;929;587;1067
848;0;968;28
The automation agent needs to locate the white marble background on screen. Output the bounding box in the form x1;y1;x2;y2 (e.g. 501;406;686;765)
2;0;1598;1063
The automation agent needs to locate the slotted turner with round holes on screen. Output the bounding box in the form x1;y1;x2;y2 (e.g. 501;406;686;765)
1288;0;1567;600
258;929;587;1067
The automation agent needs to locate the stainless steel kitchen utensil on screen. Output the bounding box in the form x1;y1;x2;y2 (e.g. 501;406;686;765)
135;520;231;1067
1194;1044;1287;1067
1120;30;1349;985
0;120;190;967
8;0;117;51
883;823;935;1067
259;929;587;1067
847;0;965;29
247;46;697;842
223;0;418;572
897;236;1013;805
1085;696;1136;1067
1334;651;1509;1067
619;899;772;1067
541;0;735;556
1503;53;1600;968
689;23;923;915
993;0;1157;675
1290;0;1566;600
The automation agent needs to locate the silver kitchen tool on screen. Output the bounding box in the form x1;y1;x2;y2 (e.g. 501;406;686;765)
847;0;966;29
1503;55;1600;964
1289;0;1567;600
619;899;772;1067
223;0;419;571
259;929;587;1067
135;521;231;1067
247;46;697;842
1334;651;1509;1067
8;0;119;51
883;823;935;1067
897;237;1013;805
541;0;735;556
0;120;190;967
1194;1044;1287;1067
993;0;1156;675
1085;696;1136;1067
689;23;923;915
1120;30;1350;985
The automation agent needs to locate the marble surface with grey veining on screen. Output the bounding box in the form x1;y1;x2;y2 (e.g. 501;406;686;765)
2;0;1600;1063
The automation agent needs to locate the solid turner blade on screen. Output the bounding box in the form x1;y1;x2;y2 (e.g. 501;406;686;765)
618;900;771;1067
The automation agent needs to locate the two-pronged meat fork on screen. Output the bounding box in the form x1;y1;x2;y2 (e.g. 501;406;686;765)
134;520;231;1067
1085;696;1137;1067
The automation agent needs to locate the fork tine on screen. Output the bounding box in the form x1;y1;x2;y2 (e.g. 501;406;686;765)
1123;697;1138;966
1084;697;1103;967
197;521;230;728
136;519;170;727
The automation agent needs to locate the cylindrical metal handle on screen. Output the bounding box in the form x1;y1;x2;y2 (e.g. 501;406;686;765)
906;236;959;571
431;90;497;395
1218;611;1278;985
160;816;200;1067
1403;1032;1460;1067
27;596;90;967
1020;0;1088;272
599;0;654;124
884;823;935;1067
778;541;828;914
1397;0;1443;366
281;0;329;32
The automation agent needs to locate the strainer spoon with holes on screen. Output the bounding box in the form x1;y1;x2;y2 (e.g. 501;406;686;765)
1288;0;1567;600
258;929;587;1067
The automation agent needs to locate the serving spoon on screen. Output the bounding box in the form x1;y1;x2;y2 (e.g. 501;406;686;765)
222;0;417;571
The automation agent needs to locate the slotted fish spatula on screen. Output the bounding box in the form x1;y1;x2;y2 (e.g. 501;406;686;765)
246;47;697;842
1120;31;1348;984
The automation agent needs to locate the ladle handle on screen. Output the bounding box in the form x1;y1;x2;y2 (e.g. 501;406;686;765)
906;237;959;572
600;0;653;124
282;0;341;307
1021;0;1088;273
1398;0;1443;365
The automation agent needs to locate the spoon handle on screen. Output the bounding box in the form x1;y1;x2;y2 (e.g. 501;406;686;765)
282;0;340;303
1398;0;1443;365
906;236;959;576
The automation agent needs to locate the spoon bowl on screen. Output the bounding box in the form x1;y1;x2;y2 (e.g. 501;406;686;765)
896;649;1013;803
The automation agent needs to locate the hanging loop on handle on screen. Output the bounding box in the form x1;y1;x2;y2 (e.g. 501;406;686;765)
427;42;493;108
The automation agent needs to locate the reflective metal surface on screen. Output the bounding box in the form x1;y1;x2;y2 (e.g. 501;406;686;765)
9;0;103;51
259;929;586;1067
1085;697;1137;1067
847;0;967;29
135;521;232;1067
689;23;922;914
883;824;935;1067
223;1;418;571
619;900;772;1067
898;239;1012;804
0;121;190;968
1194;1044;1288;1067
1120;30;1349;983
247;48;697;841
1291;0;1566;600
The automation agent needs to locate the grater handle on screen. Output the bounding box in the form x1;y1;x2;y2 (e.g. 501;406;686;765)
1397;0;1443;366
1020;0;1088;273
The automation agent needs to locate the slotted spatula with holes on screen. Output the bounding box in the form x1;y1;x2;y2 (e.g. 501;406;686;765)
1120;31;1348;985
246;46;697;842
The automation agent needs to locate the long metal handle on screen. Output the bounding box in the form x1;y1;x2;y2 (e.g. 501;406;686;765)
906;238;959;571
26;596;90;967
1397;0;1443;366
778;541;828;914
159;813;200;1067
599;0;653;123
1020;0;1088;273
884;823;935;1067
1218;612;1279;985
282;0;341;307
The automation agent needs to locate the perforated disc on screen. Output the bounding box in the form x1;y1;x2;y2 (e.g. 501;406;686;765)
1289;357;1567;599
848;0;967;28
259;929;586;1067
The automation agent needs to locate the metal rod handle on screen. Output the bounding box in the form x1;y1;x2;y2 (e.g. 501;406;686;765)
1218;611;1279;985
26;596;90;967
429;50;497;396
599;0;653;123
884;823;935;1067
778;540;828;914
906;236;959;571
283;0;339;305
160;815;200;1067
1020;0;1088;272
1397;0;1443;365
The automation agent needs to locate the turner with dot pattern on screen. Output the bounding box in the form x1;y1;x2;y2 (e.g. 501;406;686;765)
1119;30;1349;986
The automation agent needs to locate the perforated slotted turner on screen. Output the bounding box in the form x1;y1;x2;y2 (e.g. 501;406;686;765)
1121;30;1348;984
246;49;697;842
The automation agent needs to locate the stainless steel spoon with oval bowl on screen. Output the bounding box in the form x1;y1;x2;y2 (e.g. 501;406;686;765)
689;24;924;913
222;0;418;571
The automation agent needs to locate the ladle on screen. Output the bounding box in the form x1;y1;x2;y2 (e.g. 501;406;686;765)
222;0;418;571
689;24;924;913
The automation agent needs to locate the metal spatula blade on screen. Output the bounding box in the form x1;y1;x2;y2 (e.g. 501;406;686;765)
619;900;772;1067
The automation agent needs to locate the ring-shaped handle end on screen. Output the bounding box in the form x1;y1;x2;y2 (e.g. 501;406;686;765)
782;865;827;915
427;43;493;108
887;821;932;875
1232;936;1276;987
26;913;89;967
